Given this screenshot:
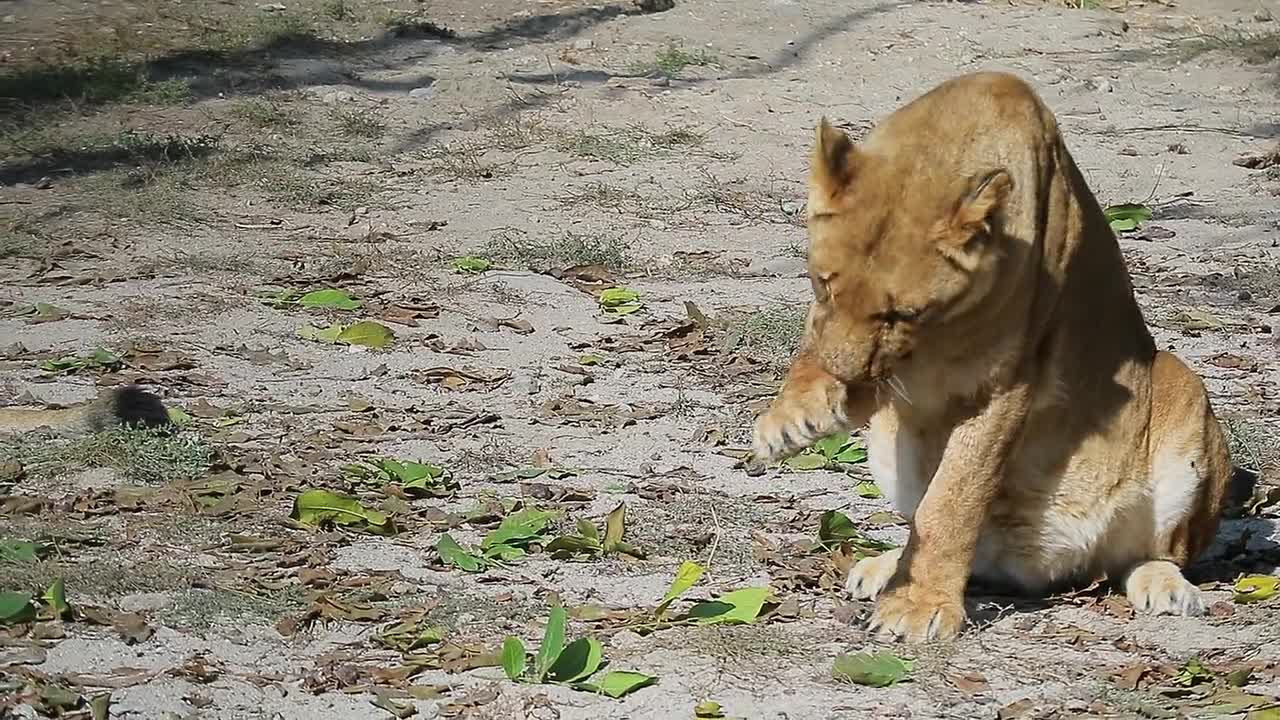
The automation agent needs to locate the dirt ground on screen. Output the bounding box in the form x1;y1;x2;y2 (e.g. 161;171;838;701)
2;0;1280;717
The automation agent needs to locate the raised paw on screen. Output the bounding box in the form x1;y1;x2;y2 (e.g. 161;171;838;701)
845;548;903;600
869;585;966;643
1124;560;1205;616
752;379;848;463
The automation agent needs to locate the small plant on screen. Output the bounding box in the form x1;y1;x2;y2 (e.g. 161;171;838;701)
546;503;647;560
632;43;717;78
233;98;300;129
502;605;658;698
437;507;558;571
331;107;386;139
344;458;458;498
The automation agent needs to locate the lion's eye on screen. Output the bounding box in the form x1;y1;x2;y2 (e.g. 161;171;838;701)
873;307;922;324
811;273;834;302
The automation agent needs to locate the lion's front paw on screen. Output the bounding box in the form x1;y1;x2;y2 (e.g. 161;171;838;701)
752;381;848;462
868;585;966;643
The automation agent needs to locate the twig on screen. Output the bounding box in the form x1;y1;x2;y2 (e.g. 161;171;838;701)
705;503;723;578
1116;124;1265;138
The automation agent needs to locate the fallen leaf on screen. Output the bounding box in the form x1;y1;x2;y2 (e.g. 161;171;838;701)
112;612;153;644
298;288;361;311
338;320;395;349
1233;575;1279;604
437;534;485;573
1104;203;1153;233
576;670;657;698
599;287;642;316
291;488;397;536
372;691;416;718
0;591;36;625
833;651;914;687
453;256;492;273
688;587;772;625
695;700;726;718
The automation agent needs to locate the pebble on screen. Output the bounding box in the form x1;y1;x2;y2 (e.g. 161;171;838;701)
409;86;435;98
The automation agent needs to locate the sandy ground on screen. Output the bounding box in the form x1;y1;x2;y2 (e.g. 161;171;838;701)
2;0;1280;717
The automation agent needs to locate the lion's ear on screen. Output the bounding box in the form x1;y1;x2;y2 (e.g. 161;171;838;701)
938;169;1012;270
809;118;862;202
954;169;1012;233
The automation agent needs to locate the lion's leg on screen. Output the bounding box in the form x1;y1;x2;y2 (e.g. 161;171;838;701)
1123;351;1230;617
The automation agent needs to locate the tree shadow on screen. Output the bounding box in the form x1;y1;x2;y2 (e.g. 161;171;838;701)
0;3;647;120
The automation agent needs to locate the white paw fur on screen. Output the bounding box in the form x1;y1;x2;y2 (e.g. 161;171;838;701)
845;548;904;600
1124;560;1205;616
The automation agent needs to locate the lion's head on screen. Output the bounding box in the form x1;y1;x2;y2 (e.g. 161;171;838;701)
801;118;1015;387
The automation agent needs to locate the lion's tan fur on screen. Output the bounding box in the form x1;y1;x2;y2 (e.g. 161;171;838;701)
752;71;1231;642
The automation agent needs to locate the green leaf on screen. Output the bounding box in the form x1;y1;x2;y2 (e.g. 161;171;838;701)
337;320;395;349
453;256;492;273
1233;575;1280;604
0;591;36;625
0;538;40;563
812;433;849;459
603;502;626;550
42;578;71;620
695;700;726;718
483;543;527;563
657;560;704;615
833;651;914;687
855;481;882;499
364;458;456;498
547;637;604;684
577;670;658;698
483;508;555;550
1104;203;1153;233
1173;657;1214;686
290;488;397;536
834;445;868;464
546;535;603;560
297;323;344;344
371;692;415;719
599;287;640;307
166;406;193;426
599;287;643;315
535;606;568;682
501;636;527;680
298;288;361;310
688;587;771;625
577;519;600;541
784;453;828;471
818;510;858;544
437;534;484;572
89;693;111;720
578;354;603;366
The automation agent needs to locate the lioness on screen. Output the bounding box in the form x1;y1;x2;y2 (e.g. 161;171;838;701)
752;71;1231;642
0;385;170;435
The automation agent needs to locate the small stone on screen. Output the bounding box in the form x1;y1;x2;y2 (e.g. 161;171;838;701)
1;14;16;23
408;86;434;98
572;38;594;50
259;3;286;11
650;76;670;87
1087;76;1113;93
1255;9;1274;21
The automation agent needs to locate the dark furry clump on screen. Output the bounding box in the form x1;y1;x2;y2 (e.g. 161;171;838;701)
111;385;171;429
